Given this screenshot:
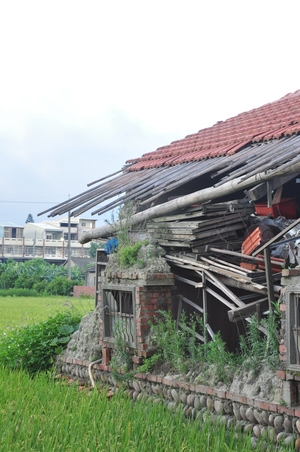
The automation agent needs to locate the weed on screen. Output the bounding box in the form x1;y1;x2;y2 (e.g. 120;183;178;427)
110;320;133;374
150;310;238;383
118;241;148;268
239;303;280;372
0;310;82;374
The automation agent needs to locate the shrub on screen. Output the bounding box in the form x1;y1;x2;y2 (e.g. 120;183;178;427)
118;241;148;268
45;277;82;296
0;310;82;374
0;288;39;297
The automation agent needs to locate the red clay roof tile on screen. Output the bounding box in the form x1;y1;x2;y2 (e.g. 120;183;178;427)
127;90;300;171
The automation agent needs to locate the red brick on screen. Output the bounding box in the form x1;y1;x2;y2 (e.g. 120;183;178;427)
294;409;300;417
254;400;270;410
268;403;278;413
162;377;173;387
212;389;226;399
231;394;247;404
134;372;144;379
195;384;207;394
132;356;144;364
225;391;234;401
280;345;287;353
146;374;158;383
278;405;295;416
277;370;286;379
280;304;286;312
102;347;111;365
176;381;190;391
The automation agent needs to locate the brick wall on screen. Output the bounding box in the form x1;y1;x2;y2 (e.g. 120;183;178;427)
99;271;175;362
73;285;95;298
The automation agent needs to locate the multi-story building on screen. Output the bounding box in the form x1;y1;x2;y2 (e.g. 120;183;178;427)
0;217;97;263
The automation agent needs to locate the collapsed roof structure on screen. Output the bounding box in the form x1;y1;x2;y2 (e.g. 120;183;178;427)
40;90;300;351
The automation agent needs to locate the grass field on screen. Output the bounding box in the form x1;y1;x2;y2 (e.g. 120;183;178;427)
0;296;94;331
0;297;290;451
0;367;261;452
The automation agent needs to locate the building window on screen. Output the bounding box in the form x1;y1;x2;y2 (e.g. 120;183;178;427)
102;285;136;347
45;247;56;256
286;288;300;369
81;222;86;227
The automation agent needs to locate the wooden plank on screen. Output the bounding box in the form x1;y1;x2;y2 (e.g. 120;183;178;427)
174;274;203;288
200;256;248;276
228;298;268;322
202;272;208;343
178;321;204;342
204;270;244;307
205;286;237;310
179;295;204;313
206;324;215;340
244;174;297;201
264;247;275;310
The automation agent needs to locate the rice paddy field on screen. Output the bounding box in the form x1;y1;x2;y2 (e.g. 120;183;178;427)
0;297;280;451
0;368;259;452
0;296;93;330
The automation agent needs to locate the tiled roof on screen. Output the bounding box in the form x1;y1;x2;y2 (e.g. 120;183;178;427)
126;90;300;171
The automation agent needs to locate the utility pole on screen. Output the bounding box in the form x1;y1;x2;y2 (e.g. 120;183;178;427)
67;211;71;280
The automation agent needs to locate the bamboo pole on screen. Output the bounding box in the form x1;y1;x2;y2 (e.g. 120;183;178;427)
79;163;300;243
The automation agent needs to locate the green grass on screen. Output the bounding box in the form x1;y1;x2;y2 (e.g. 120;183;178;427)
0;296;93;331
0;367;264;452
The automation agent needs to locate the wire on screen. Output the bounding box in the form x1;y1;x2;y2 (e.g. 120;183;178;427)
0;200;60;204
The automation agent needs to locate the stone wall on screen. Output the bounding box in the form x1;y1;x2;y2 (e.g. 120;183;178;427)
56;355;300;448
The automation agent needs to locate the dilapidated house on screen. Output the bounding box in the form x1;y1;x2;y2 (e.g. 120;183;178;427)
41;91;300;395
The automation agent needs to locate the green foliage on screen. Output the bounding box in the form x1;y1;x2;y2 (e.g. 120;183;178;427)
0;310;82;373
44;276;82;296
0;288;39;297
110;321;132;374
0;259;85;296
150;310;237;382
118;241;147;268
89;241;104;258
239;304;280;372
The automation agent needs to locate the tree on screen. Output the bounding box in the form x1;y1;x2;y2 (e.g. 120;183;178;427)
89;241;104;258
25;214;34;223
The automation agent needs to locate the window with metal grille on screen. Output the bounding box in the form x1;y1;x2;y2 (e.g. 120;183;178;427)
102;285;136;347
286;289;300;369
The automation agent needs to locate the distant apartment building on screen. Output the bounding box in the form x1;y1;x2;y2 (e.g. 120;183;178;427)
0;217;97;263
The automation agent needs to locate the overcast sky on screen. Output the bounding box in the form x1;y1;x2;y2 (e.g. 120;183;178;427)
1;1;300;227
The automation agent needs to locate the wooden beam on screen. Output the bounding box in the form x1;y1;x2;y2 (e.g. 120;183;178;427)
264;247;275;309
244;173;297;201
174;274;203;288
228;298;268;322
205;287;237;310
178;295;204;313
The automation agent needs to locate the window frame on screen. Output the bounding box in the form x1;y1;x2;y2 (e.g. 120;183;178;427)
101;284;136;348
286;287;300;370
